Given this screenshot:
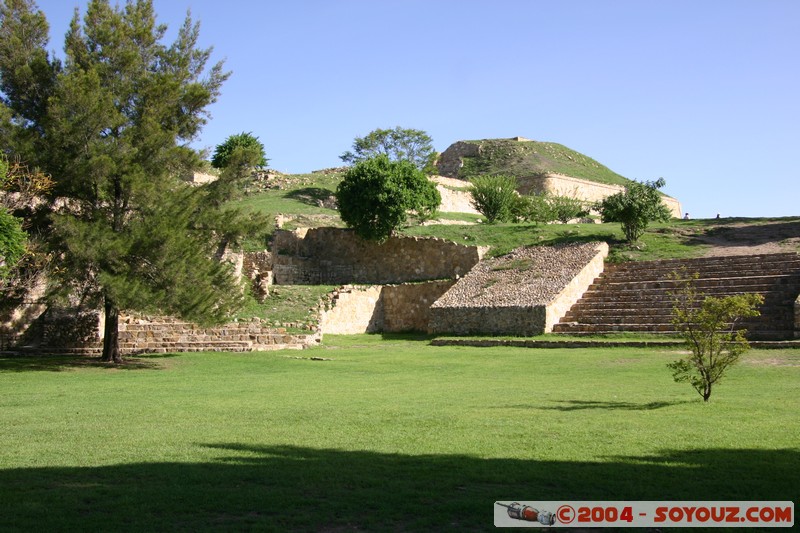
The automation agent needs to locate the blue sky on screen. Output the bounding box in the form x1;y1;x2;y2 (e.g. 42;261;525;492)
34;0;799;218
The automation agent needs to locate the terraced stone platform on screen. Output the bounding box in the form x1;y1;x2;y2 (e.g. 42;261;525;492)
553;253;800;340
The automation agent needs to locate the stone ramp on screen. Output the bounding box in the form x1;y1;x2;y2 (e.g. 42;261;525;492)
428;242;608;336
553;253;800;340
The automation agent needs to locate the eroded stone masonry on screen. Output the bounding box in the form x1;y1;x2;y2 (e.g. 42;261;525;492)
272;227;484;285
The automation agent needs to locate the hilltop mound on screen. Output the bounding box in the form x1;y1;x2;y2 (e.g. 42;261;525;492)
436;137;631;187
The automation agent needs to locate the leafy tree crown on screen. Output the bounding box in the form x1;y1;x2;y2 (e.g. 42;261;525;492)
340;126;436;172
335;154;440;241
211;131;268;169
597;178;672;242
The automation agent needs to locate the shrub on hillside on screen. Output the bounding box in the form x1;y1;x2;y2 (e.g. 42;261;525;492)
469;174;519;223
548;192;589;223
335;155;440;241
596;178;672;242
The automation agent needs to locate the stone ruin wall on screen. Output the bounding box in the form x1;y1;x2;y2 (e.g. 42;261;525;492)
272;227;483;285
116;315;318;354
429;305;548;337
532;173;682;219
20;311;318;355
318;281;455;335
795;295;800;339
430;175;479;215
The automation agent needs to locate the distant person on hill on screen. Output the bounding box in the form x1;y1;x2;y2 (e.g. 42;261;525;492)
684;213;690;220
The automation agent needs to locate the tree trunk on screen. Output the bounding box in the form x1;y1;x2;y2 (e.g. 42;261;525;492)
102;296;122;363
703;383;712;402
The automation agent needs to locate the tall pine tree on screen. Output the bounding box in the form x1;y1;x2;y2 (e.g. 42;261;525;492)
0;0;255;362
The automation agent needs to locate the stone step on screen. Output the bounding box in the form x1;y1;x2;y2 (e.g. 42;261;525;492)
551;324;794;340
606;253;800;273
585;275;800;292
557;253;800;340
561;305;792;317
602;267;800;282
561;313;792;326
569;291;794;304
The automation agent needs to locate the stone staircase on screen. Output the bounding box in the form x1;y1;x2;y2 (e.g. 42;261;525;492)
553;253;800;340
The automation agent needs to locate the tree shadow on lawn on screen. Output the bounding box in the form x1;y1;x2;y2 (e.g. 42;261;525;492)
0;354;178;373
283;187;336;207
2;445;796;531
538;399;694;411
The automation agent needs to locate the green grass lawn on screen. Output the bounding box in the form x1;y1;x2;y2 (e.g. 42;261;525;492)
1;336;797;531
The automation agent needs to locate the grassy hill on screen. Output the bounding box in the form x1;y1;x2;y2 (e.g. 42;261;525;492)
443;138;632;187
229;171;798;262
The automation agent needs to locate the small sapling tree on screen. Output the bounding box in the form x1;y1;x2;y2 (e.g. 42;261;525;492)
597;178;672;242
469;174;519;223
335;154;440;241
668;271;763;401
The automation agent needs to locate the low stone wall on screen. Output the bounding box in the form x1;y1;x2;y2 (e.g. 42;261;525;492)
531;173;682;218
430;305;547;336
118;315;318;353
382;281;455;332
318;286;384;334
11;311;318;355
318;281;456;334
272;228;482;285
37;308;102;352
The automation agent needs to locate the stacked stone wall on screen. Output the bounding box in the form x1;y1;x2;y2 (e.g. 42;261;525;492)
117;315;318;353
272;228;482;285
11;312;317;355
317;280;456;335
383;281;455;332
38;308;102;352
318;286;384;334
429;305;547;336
795;295;800;339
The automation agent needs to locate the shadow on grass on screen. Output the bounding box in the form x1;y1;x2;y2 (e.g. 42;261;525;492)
0;354;176;373
1;444;796;531
283;187;336;207
538;399;692;411
688;220;800;247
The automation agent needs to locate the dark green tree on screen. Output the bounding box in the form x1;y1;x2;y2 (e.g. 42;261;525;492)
596;178;672;242
0;0;253;362
0;207;25;278
211;131;268;170
336;155;440;241
340;126;437;172
0;0;58;151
